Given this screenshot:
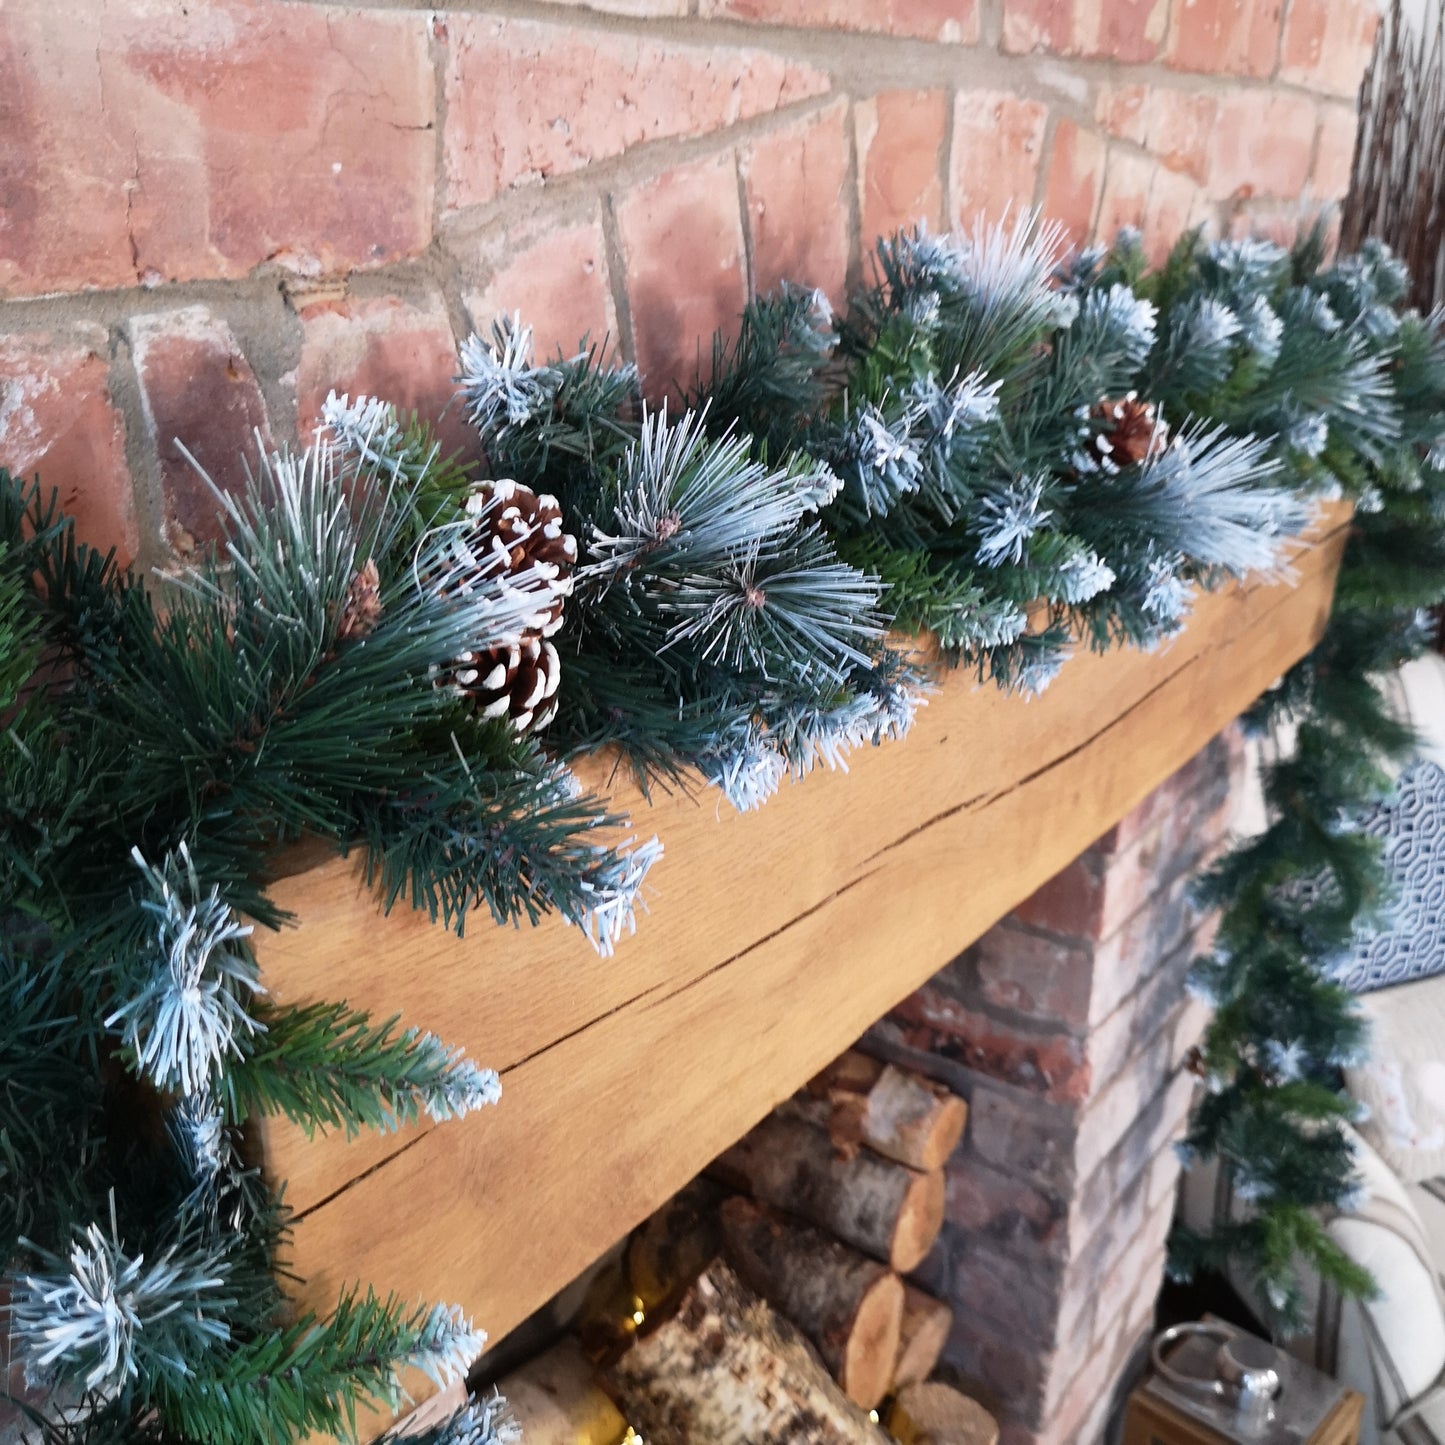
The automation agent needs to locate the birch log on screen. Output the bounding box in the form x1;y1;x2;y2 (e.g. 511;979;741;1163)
712;1111;944;1271
602;1260;892;1445
494;1340;628;1445
720;1196;904;1410
794;1052;968;1172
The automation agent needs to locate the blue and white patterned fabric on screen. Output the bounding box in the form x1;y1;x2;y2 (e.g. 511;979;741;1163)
1340;760;1445;994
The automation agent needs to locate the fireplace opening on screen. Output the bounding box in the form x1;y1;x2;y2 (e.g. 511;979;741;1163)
415;732;1243;1445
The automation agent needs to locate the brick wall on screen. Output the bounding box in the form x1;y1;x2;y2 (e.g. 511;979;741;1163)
865;730;1244;1445
0;0;1376;574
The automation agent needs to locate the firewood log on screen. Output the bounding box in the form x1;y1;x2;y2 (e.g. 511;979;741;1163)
720;1196;904;1411
795;1051;968;1172
888;1382;999;1445
601;1259;892;1445
625;1177;724;1316
892;1285;953;1390
494;1339;629;1445
712;1111;945;1271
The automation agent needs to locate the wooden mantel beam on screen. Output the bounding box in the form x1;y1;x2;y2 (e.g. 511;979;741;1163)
251;504;1352;1433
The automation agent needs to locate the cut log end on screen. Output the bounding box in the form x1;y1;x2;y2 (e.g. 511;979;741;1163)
843;1271;907;1411
714;1113;947;1274
892;1286;953;1391
888;1382;999;1445
893;1165;947;1273
806;1052;968;1172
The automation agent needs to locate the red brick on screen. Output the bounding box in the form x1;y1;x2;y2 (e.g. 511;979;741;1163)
464;219;618;367
741;103;852;307
889;983;1091;1102
698;0;979;42
616;153;748;399
1095;85;1218;183
295;294;472;460
946;1157;1065;1248
1141;166;1203;266
1208;91;1317;200
1089;875;1199;1027
968;1086;1077;1192
1165;0;1285;78
1279;0;1379;96
1003;0;1168;62
1093;1195;1173;1343
1312;104;1359;202
856;90;948;247
0;331;136;566
1095;147;1156;245
1074;1033;1174;1180
440;15;829;212
0;0;434;296
1012;851;1107;938
1094;147;1209;262
950;1248;1069;1350
951;91;1049;226
944;1313;1069;1418
1043;119;1106;244
1085;941;1195;1102
129;308;273;555
973;923;1094;1032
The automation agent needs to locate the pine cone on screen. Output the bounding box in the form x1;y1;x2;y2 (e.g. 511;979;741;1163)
445;478;577;733
456;636;562;733
1090;393;1168;470
336;559;382;642
456;478;577;638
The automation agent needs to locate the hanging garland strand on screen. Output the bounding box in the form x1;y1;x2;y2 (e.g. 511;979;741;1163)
1164;237;1445;1331
3;215;1443;1443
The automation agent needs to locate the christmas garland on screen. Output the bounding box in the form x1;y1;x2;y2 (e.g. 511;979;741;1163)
3;214;1443;1444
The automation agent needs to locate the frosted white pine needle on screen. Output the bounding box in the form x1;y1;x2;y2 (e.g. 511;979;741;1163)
12;1220;230;1391
575;836;664;956
106;845;263;1098
976;476;1051;567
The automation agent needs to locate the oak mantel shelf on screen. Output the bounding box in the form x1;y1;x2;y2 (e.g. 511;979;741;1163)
253;501;1353;1429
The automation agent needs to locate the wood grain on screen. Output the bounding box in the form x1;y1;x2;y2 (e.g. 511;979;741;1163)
251;505;1351;1431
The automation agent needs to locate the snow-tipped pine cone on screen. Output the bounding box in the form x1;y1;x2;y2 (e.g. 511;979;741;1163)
456;478;577;637
1090;393;1168;470
446;478;577;733
456;636;562;733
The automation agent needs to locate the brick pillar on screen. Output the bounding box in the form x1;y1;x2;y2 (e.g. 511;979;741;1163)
865;730;1244;1445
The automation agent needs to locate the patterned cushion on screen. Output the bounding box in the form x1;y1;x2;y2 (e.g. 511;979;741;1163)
1339;760;1445;995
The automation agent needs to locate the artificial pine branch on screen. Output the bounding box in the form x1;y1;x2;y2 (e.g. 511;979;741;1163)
7;204;1444;1442
1154;226;1445;1333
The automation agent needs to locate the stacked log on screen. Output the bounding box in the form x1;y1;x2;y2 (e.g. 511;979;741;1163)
791;1051;969;1172
500;1052;993;1444
713;1110;944;1271
602;1259;893;1443
495;1340;629;1445
889;1382;1001;1445
893;1286;955;1391
720;1196;903;1410
699;1051;967;1404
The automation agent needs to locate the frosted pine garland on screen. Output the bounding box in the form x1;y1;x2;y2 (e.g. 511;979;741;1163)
5;211;1445;1443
